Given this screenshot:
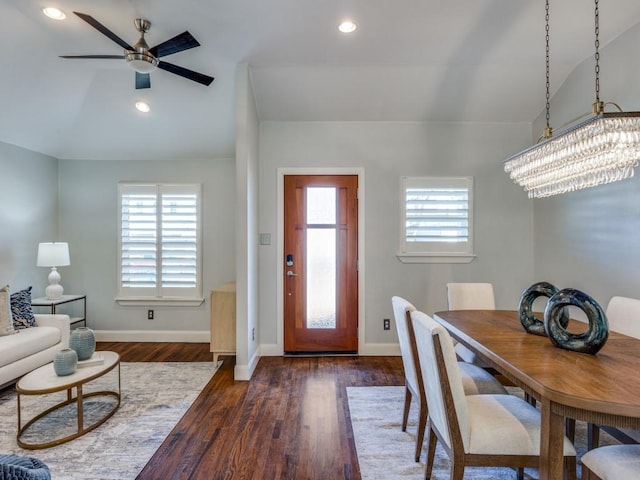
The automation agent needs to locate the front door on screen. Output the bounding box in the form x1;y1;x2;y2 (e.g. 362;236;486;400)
283;175;358;353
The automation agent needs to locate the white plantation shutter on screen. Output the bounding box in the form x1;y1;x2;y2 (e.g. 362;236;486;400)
405;187;469;243
399;177;474;257
118;183;202;301
161;190;198;290
121;185;157;289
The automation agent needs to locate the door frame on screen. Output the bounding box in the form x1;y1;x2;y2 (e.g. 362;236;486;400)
276;167;365;355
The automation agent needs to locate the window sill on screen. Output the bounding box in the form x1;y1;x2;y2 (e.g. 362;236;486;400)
396;253;476;264
115;297;205;307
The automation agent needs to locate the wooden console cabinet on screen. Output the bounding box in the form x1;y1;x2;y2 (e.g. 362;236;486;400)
210;282;236;363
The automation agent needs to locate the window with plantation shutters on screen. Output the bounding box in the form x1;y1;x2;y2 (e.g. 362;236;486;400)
397;177;475;264
117;183;203;304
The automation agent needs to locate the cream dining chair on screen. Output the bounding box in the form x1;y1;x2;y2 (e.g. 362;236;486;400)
582;444;640;480
391;296;507;462
446;283;495;366
589;296;640;449
410;309;577;480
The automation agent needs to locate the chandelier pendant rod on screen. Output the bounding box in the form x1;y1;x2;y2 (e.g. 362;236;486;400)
543;0;553;140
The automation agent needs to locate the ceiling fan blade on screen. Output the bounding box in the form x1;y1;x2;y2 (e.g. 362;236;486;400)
157;61;214;86
149;31;200;58
136;72;151;90
73;12;133;51
60;55;124;59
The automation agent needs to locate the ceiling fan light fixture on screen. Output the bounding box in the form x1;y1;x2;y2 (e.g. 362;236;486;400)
124;51;158;73
43;7;66;20
60;12;214;89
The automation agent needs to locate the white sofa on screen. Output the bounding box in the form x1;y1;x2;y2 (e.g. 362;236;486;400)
0;314;70;389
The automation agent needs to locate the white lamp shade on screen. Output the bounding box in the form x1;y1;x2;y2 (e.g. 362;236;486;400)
37;242;70;267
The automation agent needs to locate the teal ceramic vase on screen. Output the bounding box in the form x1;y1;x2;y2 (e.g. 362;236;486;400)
518;281;570;336
70;326;96;360
544;288;609;355
54;348;78;376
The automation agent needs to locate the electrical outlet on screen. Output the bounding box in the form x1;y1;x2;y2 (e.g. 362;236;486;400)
147;309;154;320
383;318;390;330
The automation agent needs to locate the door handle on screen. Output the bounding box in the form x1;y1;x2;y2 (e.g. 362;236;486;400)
286;270;298;277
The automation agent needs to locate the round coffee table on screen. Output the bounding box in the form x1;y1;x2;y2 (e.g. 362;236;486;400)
16;351;121;449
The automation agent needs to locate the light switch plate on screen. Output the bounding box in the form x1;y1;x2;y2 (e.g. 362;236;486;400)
260;233;271;245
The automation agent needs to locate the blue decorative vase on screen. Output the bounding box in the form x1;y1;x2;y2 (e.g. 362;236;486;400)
69;327;96;361
544;288;609;355
54;348;78;376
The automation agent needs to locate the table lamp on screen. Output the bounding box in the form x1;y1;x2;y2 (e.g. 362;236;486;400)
37;242;70;300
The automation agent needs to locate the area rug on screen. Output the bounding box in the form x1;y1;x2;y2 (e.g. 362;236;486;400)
347;386;616;480
0;362;219;480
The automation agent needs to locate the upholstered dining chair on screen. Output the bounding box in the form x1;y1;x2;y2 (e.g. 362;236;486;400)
391;296;507;462
589;296;640;449
410;309;577;480
581;444;640;480
446;283;496;310
446;283;495;365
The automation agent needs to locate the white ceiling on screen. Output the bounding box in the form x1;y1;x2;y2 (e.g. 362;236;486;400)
3;0;640;161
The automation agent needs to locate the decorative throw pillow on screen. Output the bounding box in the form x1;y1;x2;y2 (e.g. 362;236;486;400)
11;286;36;329
0;285;16;336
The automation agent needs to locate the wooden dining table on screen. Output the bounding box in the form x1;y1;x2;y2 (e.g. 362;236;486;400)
433;309;640;480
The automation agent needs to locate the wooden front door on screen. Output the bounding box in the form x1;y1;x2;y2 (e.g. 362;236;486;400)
283;175;358;353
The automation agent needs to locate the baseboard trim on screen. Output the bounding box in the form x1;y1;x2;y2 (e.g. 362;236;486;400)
257;342;400;356
358;343;401;356
234;349;260;381
260;343;281;356
95;330;210;343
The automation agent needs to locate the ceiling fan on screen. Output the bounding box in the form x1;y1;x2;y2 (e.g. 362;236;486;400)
60;12;214;90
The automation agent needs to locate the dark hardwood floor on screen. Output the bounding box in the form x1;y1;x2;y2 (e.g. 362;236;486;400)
96;342;404;480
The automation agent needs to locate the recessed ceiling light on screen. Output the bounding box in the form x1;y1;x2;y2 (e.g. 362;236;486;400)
135;101;150;113
338;20;357;34
43;7;66;20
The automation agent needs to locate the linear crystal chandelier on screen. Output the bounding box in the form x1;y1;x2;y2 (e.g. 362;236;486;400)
504;0;640;198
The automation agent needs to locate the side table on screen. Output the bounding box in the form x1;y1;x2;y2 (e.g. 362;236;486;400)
31;295;86;328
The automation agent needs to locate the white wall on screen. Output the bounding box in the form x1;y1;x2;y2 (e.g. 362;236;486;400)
57;158;236;338
0;142;58;293
234;64;261;379
258;121;535;351
532;21;640;307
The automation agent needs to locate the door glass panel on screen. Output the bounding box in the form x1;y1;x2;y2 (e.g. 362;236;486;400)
306;228;336;329
307;187;336;224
